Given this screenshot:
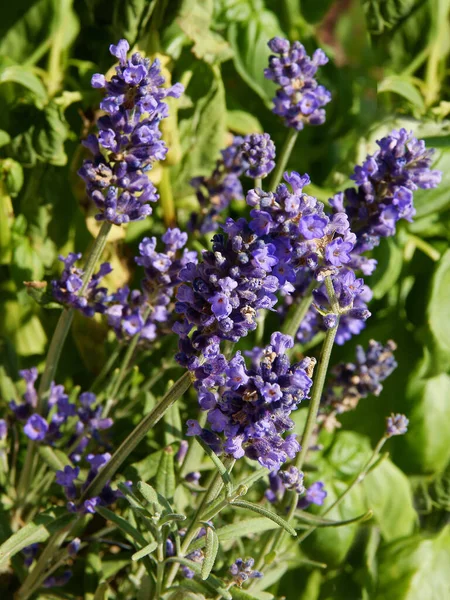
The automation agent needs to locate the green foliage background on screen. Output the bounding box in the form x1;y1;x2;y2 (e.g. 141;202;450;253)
0;0;450;598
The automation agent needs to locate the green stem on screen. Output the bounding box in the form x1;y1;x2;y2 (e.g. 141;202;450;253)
281;280;317;340
254;177;262;189
103;306;152;417
37;220;112;408
91;344;122;393
17;222;111;505
79;371;191;502
268;129;298;191
296;437;387;544
165;458;235;588
407;233;441;262
254;278;339;568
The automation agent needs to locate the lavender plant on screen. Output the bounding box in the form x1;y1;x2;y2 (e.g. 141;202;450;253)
0;9;448;600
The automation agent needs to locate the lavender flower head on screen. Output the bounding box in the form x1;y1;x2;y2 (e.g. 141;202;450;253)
330;129;442;257
241;133;276;179
264;37;331;130
79;39;183;225
0;419;7;441
186;332;315;472
9;368;38;420
189;136;244;234
298;481;327;509
229;558;263;585
106;227;197;343
52;254;112;316
386;413;409;437
174;218;280;368
321;340;397;425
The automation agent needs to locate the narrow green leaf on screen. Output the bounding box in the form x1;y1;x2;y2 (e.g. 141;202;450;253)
95;506;148;547
137;481;159;506
230;500;297;537
37;445;69;472
231;588;275;600
160;513;187;526
93;581;109;600
295;508;373;527
156;446;176;500
226;110;263;134
0;512;74;567
165;557;232;599
201;527;219;580
80;371;191;502
195;436;233;494
132;540;158;562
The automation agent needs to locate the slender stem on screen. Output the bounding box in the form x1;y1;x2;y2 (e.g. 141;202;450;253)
407;234;441;262
254;177;262;189
296;437;387;544
17;223;112;504
80;371;191;502
91;344;122;393
268;129;298;191
281;280;317;340
165;458;235;588
103;306;152;417
254;278;339;568
37;221;112;408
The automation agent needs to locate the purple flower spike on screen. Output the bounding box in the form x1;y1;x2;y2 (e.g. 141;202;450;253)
264;37;331;131
79;39;183;225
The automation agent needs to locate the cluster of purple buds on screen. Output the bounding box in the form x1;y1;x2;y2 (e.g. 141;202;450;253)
9;368;38;420
78;39;183;225
321;340;397;428
266;470;327;510
240;133;276;179
189;136;245;234
106;228;197;342
229;557;263;586
51;254;111;316
296;269;372;346
0;419;7;441
330;129;442;271
386;413;409;437
189;133;276;233
186;332;315;472
264;37;331;131
9;370;119;514
246;172;359;291
174;219;280;367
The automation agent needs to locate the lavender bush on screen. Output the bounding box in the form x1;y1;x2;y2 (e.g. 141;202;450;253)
1;2;450;599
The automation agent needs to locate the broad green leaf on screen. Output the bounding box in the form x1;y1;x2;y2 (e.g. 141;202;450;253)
362;459;417;541
302;479;367;568
0;511;74;566
132;540;158;562
126;449;163;482
423;249;450;375
226;110;263;134
201;526;219;580
0;65;47;101
227;6;282;104
323;431;373;479
156;446;176;501
177;0;233;63
378;75;425;111
171;62;227;197
0;130;11;147
230;500;297;537
375;526;450;600
395;369;450;474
